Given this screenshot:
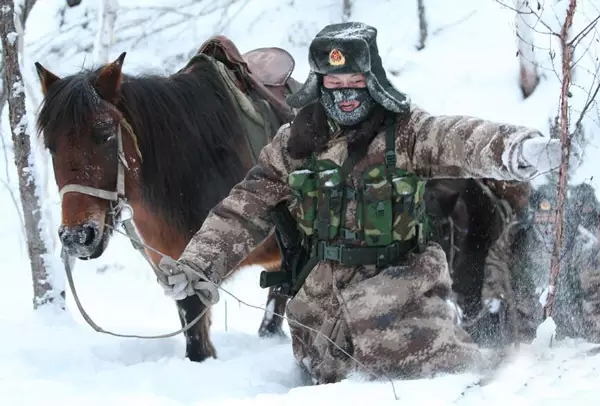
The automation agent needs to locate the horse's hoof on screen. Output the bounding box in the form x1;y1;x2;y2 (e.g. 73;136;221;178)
258;324;286;338
185;339;217;363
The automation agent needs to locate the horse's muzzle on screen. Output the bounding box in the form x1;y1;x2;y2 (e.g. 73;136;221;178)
58;221;102;259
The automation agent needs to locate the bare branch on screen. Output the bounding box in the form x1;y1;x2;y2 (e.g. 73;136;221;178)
574;79;600;130
568;13;600;48
495;0;561;38
431;9;477;37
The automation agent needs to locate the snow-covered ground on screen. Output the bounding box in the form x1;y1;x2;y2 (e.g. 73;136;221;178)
1;0;600;404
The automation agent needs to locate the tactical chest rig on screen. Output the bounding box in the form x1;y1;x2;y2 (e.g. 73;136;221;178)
261;118;430;297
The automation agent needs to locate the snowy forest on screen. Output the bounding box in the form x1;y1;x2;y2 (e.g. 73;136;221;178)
1;0;600;404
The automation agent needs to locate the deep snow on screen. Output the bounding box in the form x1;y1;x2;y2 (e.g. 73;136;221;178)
1;0;600;404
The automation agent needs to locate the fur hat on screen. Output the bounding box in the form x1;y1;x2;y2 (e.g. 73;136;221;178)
286;22;410;114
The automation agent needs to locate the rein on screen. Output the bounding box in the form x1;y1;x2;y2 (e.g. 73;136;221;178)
60;118;215;339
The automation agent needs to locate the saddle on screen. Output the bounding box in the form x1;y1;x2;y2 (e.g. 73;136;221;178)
196;35;300;123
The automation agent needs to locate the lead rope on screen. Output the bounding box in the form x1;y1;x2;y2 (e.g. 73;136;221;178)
61;211;216;340
60;119;213;339
65;223;401;400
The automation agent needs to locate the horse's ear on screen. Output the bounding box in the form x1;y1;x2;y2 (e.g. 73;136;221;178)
94;52;126;103
34;62;61;96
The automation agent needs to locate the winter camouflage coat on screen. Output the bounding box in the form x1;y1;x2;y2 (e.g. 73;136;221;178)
483;188;600;343
179;102;548;383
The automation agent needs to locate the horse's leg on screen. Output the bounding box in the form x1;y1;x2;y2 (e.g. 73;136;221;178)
231;231;289;337
139;216;217;363
258;288;288;337
175;296;216;362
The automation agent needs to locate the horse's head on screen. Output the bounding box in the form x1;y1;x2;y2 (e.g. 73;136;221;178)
35;52;133;259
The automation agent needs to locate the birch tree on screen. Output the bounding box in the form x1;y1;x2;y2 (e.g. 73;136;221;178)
497;0;600;326
0;0;65;310
92;0;119;65
341;0;352;22
416;0;428;50
514;0;539;98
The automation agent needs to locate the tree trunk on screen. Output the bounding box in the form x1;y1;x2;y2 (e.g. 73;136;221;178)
416;0;428;50
0;0;65;310
544;0;577;320
514;0;539;98
92;0;119;65
341;0;352;22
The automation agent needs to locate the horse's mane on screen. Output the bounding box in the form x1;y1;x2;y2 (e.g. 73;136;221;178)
37;57;249;237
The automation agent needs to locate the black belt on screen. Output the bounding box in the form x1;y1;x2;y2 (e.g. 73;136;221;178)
315;237;419;267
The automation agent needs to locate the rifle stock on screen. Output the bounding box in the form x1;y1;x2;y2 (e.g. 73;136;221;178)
259;201;308;296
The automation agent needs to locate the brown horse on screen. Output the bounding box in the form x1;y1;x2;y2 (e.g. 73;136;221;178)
34;37;299;362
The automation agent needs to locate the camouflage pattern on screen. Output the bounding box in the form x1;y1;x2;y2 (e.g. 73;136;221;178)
360;165;395;246
286;243;481;383
482;182;600;343
178;103;548;383
315;161;343;239
480;199;529;340
575;244;600;342
356;165;425;246
288;169;318;236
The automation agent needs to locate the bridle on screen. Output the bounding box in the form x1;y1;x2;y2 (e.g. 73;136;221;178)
55;114;216;339
57;118;147;255
58;119;134;229
57;118;168;310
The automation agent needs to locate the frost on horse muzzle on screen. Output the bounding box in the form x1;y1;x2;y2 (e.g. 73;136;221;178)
58;123;130;260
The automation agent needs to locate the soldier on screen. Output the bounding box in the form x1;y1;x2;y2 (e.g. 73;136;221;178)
483;180;600;344
157;22;581;383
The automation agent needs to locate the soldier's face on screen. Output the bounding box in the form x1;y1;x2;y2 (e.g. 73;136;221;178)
320;73;375;126
532;199;556;244
323;73;367;112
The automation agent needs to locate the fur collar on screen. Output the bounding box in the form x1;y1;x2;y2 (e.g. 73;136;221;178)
286;102;389;160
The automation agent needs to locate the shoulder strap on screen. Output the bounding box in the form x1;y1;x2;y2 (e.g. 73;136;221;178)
385;115;398;174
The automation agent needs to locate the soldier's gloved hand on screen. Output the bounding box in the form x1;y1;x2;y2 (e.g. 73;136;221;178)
517;136;583;178
483;294;506;314
156;256;220;306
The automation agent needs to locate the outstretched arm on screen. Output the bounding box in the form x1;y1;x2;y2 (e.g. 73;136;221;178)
177;123;296;286
404;104;570;180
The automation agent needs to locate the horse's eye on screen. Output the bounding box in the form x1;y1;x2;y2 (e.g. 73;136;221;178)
92;126;115;144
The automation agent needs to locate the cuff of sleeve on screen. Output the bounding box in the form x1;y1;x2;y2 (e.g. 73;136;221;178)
178;257;217;284
501;130;543;181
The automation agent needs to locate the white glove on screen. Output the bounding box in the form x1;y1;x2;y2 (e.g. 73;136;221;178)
483;296;505;314
156;257;220;305
518;136;583;178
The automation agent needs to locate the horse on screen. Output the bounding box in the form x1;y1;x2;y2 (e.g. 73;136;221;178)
34;35;301;363
238;177;519;344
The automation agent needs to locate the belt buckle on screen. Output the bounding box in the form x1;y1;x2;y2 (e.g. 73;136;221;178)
323;244;342;262
376;244;392;268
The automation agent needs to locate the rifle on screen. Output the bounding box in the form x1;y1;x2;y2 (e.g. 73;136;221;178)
259;201;309;297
